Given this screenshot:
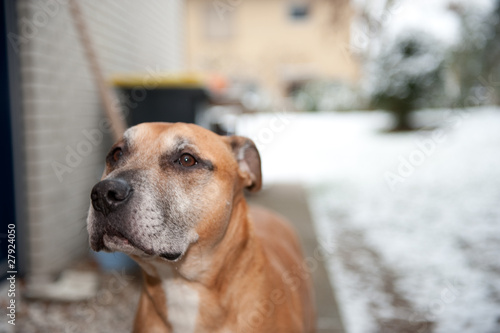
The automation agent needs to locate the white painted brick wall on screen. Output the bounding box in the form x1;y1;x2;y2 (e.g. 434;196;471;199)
17;0;184;277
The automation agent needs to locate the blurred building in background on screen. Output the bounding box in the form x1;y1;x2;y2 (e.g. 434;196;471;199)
185;0;359;98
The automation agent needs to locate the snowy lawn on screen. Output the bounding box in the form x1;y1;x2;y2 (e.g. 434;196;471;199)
235;107;500;333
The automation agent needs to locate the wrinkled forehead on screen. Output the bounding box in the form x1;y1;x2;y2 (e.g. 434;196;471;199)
123;122;229;158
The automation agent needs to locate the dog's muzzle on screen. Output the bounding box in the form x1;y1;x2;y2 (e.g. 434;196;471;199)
91;178;132;216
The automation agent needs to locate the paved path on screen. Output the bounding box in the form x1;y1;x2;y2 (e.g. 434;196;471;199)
246;184;345;333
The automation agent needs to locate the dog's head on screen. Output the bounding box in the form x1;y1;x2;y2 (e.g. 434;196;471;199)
87;122;261;262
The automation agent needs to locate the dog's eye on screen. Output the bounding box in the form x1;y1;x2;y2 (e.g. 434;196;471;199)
179;153;197;167
112;148;123;162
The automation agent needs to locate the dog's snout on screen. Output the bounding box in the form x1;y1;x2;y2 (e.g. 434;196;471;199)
91;178;132;216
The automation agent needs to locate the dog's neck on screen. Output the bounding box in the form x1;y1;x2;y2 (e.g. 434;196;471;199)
189;194;256;284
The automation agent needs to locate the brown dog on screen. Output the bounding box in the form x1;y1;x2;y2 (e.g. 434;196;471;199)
87;122;315;332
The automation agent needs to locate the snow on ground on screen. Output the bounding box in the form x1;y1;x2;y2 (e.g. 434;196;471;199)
235;107;500;333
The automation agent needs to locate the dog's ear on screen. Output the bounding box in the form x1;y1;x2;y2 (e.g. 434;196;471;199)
228;136;262;192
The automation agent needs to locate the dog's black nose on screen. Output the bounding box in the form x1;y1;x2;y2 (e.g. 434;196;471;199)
91;179;132;216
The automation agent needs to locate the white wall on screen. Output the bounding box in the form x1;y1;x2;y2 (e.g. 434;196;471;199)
16;0;184;278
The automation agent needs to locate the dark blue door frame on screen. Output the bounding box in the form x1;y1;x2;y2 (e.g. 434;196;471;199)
1;0;28;278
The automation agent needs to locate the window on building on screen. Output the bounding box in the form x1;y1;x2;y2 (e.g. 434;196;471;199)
289;1;310;21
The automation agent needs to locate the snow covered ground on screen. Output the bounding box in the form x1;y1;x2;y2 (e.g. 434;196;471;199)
235;107;500;333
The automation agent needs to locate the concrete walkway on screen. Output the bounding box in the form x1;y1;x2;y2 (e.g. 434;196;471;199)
246;184;345;333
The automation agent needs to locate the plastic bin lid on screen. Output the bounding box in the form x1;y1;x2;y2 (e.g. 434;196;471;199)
111;72;205;89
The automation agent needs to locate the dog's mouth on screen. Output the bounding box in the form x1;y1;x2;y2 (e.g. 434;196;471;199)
97;229;184;262
160;252;182;261
101;229;144;254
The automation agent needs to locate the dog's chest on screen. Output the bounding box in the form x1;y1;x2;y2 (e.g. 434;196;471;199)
162;279;200;333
